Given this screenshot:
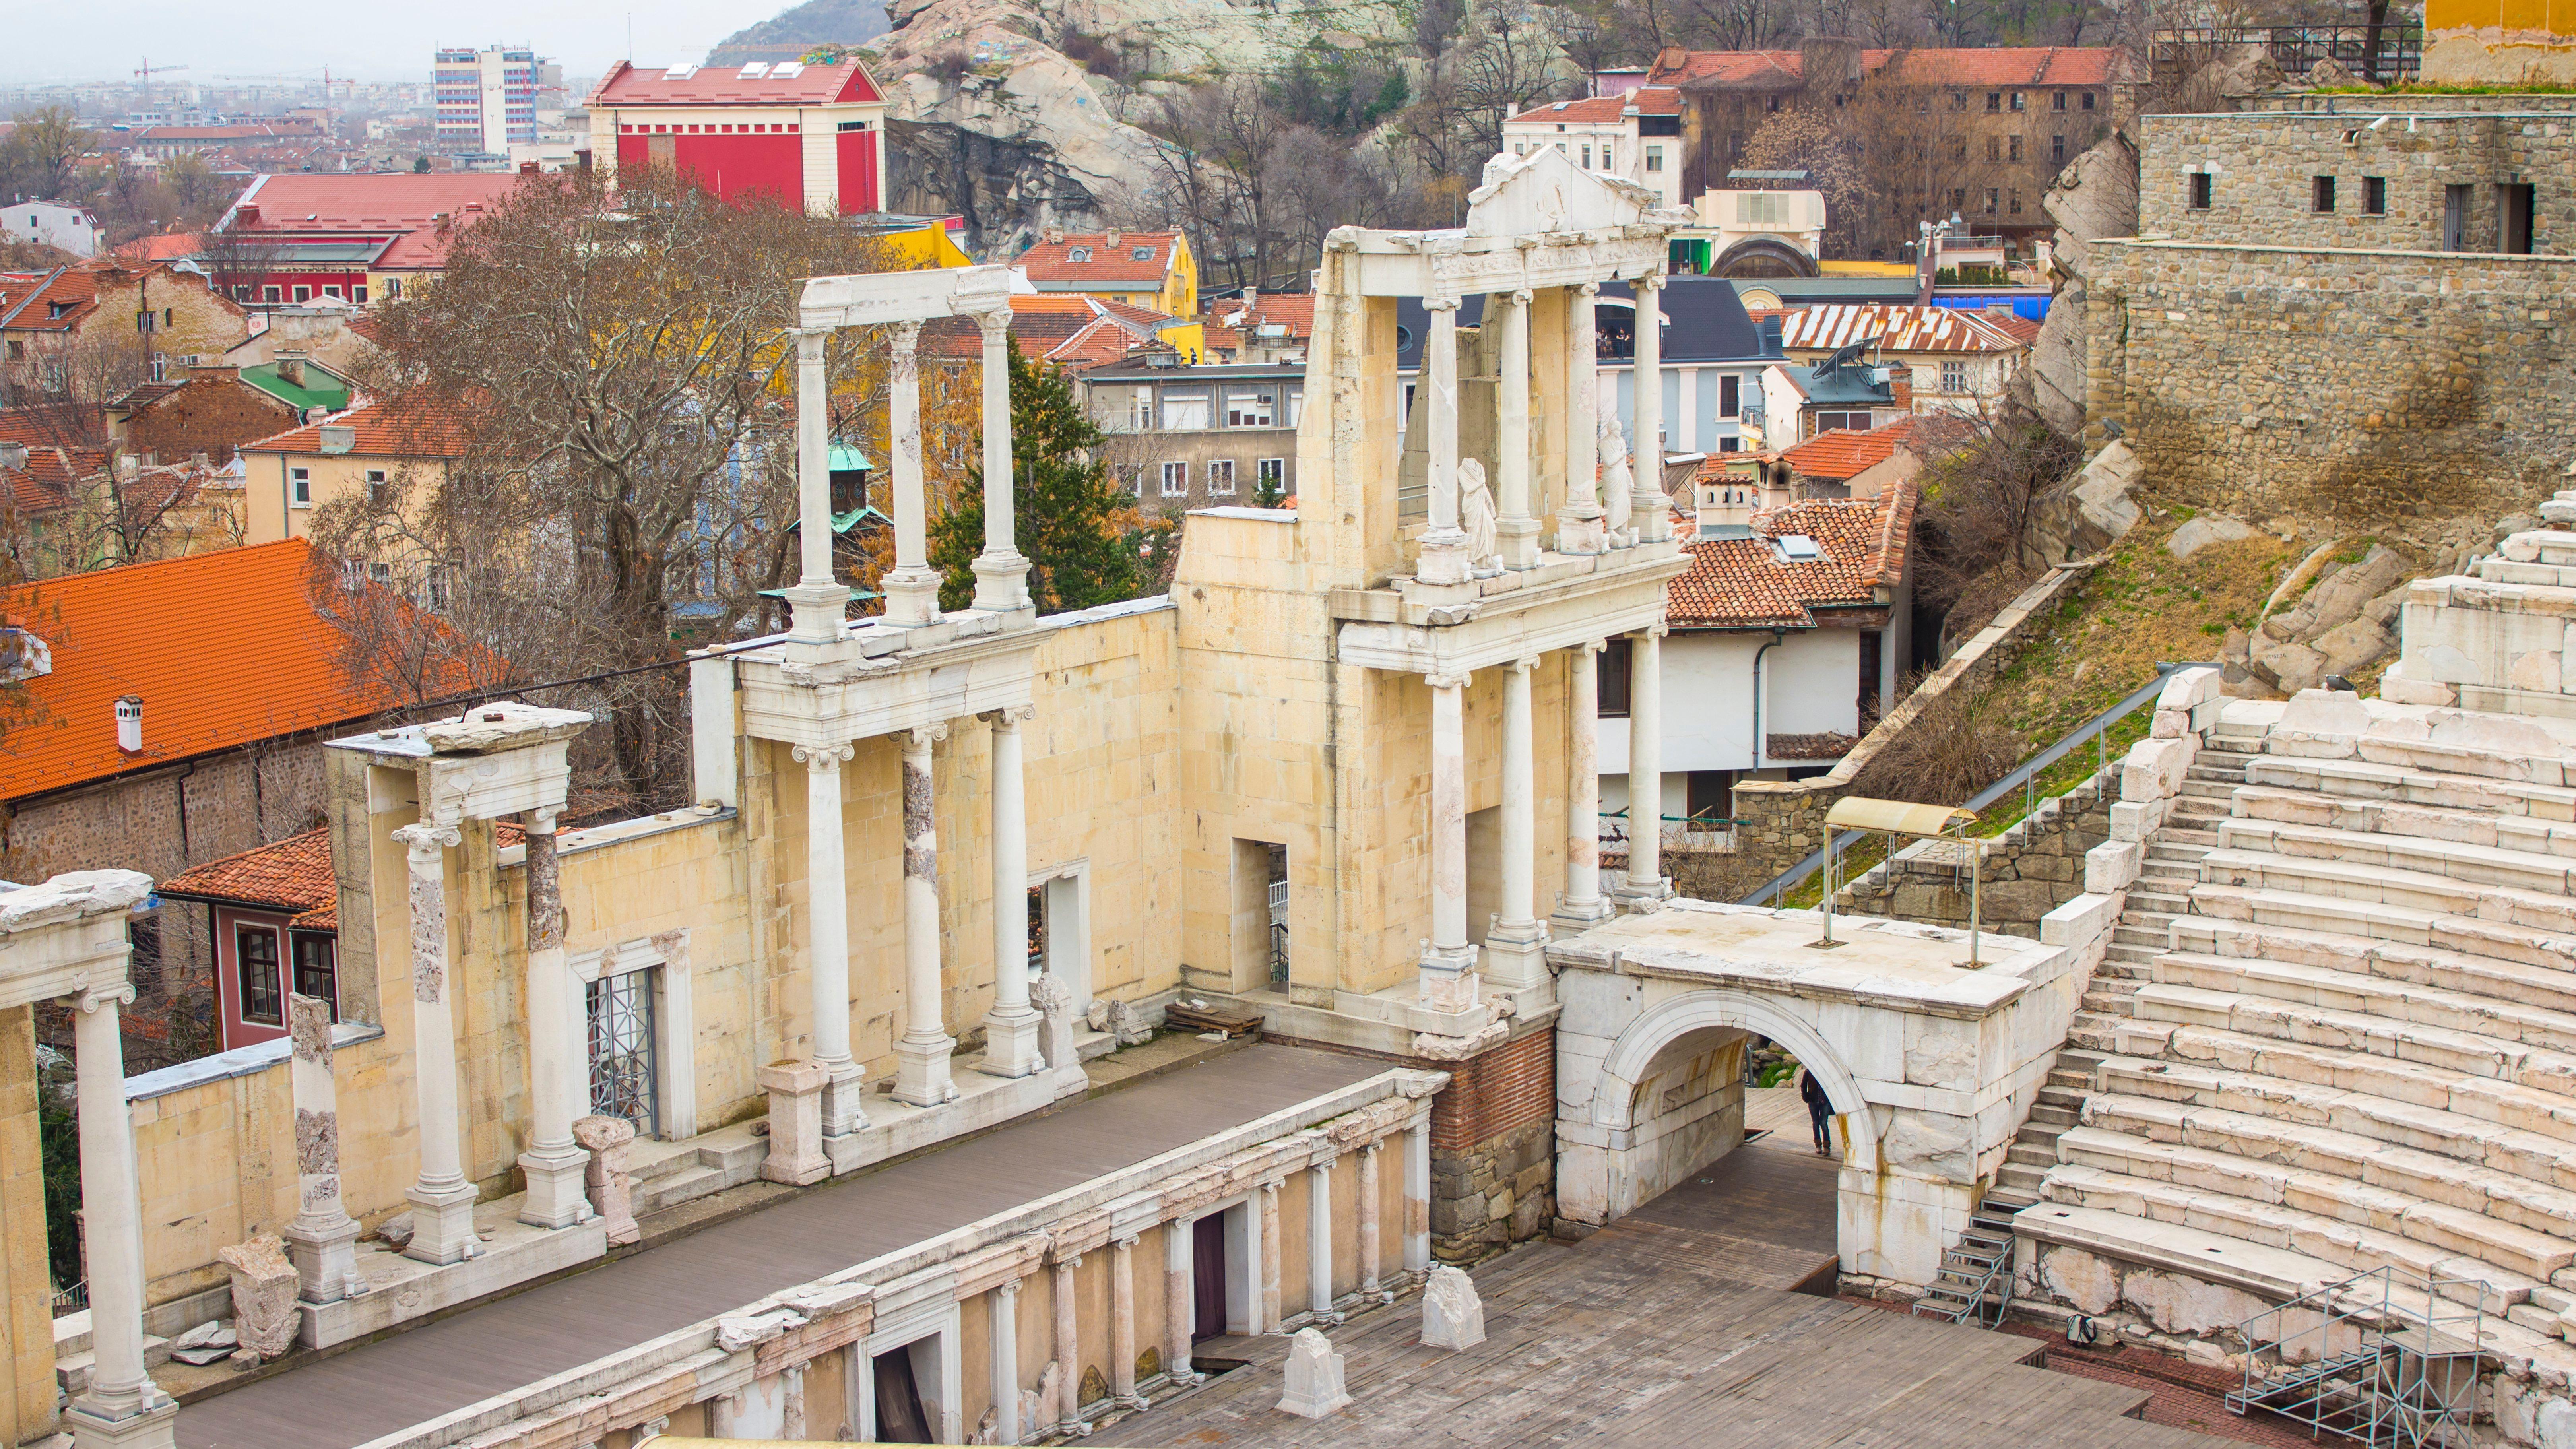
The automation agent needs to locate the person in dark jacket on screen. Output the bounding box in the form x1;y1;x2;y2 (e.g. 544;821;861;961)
1798;1067;1834;1157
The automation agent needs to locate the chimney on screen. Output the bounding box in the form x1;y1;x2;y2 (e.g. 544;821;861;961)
1044;227;1063;245
1760;458;1794;511
0;442;24;474
1696;475;1755;536
318;424;356;455
1887;367;1913;411
115;696;144;755
118;456;140;483
235;204;260;227
1104;228;1120;248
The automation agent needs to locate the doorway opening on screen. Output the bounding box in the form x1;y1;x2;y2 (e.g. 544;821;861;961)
872;1343;935;1444
1192;1214;1227;1340
1230;840;1286;989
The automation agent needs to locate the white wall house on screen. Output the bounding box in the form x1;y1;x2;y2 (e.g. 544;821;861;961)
1598;484;1915;852
1501;87;1686;211
1775;303;2037;419
2;201;101;258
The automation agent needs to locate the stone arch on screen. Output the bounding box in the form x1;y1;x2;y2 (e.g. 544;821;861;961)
1586;987;1878;1166
1711;236;1822;280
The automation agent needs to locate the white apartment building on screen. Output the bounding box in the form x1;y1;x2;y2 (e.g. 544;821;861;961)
1499;87;1686;211
433;45;547;155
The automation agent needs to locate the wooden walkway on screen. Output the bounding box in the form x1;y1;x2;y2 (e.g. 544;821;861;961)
176;1045;1385;1449
1109;1144;2231;1449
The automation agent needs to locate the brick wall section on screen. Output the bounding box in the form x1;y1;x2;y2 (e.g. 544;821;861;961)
1836;764;2115;933
123;379;301;466
1430;1024;1556;1261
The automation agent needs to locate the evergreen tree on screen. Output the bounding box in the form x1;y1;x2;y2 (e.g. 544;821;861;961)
931;347;1147;614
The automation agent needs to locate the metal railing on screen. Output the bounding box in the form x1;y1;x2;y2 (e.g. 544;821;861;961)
2152;25;2423;83
1600;807;1746;852
2228;1266;2487;1448
1740;662;2215;909
54;1280;86;1318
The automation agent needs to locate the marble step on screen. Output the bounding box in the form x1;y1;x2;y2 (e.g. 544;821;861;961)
2052;1125;2576;1280
2171;916;2576;1019
2095;1054;2576;1177
2153;951;2576;1057
2187;883;2576;978
2194;848;2576;935
2178;780;2240;802
2127;982;2576;1098
2038;1163;2540;1313
2229;783;2576;862
2117;1020;2576;1146
2244;753;2576;817
2214;817;2576;896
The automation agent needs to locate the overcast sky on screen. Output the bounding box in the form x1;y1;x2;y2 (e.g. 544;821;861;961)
5;1;766;87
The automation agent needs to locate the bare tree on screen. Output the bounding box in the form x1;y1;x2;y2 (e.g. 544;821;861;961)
1909;407;2080;628
0;108;96;203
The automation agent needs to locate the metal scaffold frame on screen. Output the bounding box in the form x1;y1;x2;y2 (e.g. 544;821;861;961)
2228;1267;2489;1448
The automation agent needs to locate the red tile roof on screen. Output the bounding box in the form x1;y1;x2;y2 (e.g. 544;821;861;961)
1777;417;1916;481
1505;87;1684;123
1775;303;2036;355
1;444;102;515
158;826;335;917
112;232;204;262
588;57;882;108
1019;233;1183;287
1648;46;2116;89
239;393;476;460
223;173;524;236
923;294;1182;364
1667;483;1914;628
1208;292;1315;344
0;540;453;800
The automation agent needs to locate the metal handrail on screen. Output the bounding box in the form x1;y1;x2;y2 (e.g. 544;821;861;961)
1738;661;2215;908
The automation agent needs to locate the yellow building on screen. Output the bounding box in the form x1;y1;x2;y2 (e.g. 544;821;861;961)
236;395;468;547
1016;229;1199;319
2425;0;2576;81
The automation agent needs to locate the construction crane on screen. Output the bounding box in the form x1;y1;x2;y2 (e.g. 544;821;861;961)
133;57;189;116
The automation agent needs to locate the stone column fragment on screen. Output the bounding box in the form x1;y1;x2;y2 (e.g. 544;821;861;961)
1164;1218;1198;1387
573;1115;639;1247
1485;656;1548;990
517;809;592;1229
1357;1143;1383;1298
1618;627;1670;910
794;742;866;1137
1051;1252;1086;1436
1307;1157;1338;1325
1259;1178;1284;1334
981;706;1041;1078
1417;671;1478;1015
1559;283;1606;553
1404;1119;1432;1274
1417;297;1469;585
1631;273;1669;543
895;724;958;1106
281;991;360;1306
66;982;177;1449
1556;641;1614;930
970;308;1032;613
1110;1235;1142;1408
880;320;944;625
393;822;479;1267
783;328;850;643
758;1059;832;1186
1494;289;1539;570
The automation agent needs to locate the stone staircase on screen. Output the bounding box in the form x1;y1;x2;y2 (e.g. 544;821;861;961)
2023;685;2576;1397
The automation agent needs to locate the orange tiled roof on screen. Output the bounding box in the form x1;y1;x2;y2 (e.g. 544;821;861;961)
1505;87;1684;124
1019;232;1182;287
0;539;454;800
1209;292;1314;339
1648;46;2116;89
1777;417;1916;481
1;444;103;515
158;826;336;916
1666;483;1914;628
112;232;204;262
923;294;1182;364
239;392;476;460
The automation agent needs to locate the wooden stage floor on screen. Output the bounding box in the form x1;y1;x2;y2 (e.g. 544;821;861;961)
175;1044;1386;1449
1108;1140;2233;1449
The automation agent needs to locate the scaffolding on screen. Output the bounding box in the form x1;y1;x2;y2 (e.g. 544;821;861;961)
2228;1267;2489;1448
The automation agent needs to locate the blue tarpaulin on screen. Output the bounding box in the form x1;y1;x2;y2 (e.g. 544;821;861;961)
1930;294;2051;322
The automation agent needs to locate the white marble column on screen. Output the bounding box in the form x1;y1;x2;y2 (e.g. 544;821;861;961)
1356;1143;1383;1298
393;821;479;1266
1631;275;1670;544
64;985;176;1449
969;308;1032;614
1617;626;1670;910
1485;656;1548;991
1307;1158;1338;1325
1416;297;1469;586
282;994;360;1304
1258;1178;1284;1334
981;706;1040;1078
1163;1218;1198;1387
1417;670;1478;1016
517;808;591;1229
1555;641;1614;931
991;1279;1022;1445
879;320;943;626
1494;288;1539;570
784;328;850;644
896;725;958;1106
793;742;866;1138
1052;1252;1087;1435
1111;1235;1143;1408
1558;283;1605;554
1404;1119;1432;1274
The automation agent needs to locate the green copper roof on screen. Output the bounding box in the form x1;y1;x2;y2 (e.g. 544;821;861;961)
239;361;351;414
829;440;873;473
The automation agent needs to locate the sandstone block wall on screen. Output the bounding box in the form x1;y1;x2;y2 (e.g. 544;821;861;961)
1428;1024;1556;1260
1836;765;2116;933
2137;109;2576;254
2083;239;2576;530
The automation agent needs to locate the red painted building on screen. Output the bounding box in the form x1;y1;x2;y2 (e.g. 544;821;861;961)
210;172;526;306
586;57;889;216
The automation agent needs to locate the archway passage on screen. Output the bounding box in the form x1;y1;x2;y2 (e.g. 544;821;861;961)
1712;236;1823;279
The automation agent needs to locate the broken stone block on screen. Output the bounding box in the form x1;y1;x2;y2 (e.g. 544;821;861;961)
573;1115;640;1246
1421;1265;1486;1350
1106;997;1153;1047
167;1319;239;1366
1035;974;1079;1071
757;1059;832;1187
2309;619;2394;681
215;1234;299;1360
1276;1328;1352;1418
2166;514;2252;560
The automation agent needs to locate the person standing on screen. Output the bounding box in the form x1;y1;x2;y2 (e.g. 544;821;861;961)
1798;1066;1834;1158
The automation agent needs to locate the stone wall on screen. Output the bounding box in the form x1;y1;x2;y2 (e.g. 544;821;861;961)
1427;1023;1556;1261
1708;562;2096;901
1835;764;2116;934
2136;109;2576;254
2082;238;2576;533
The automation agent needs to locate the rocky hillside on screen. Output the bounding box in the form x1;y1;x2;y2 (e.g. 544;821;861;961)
710;0;894;63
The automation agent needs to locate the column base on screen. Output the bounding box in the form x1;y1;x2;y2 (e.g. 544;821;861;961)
402;1180;483;1265
1497;516;1542;570
282;1214;362;1304
516;1144;596;1230
970;551;1034;616
780;581;851;644
66;1396;177;1449
1415;945;1481;1016
976;1007;1044;1079
1551;890;1616;933
892;1032;959;1107
820;1062;871;1139
1416;530;1472;586
879;567;945;627
1556;506;1607;555
1609;877;1672;914
1480;925;1551;993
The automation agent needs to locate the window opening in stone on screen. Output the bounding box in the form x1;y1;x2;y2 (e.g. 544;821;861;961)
586;969;659;1137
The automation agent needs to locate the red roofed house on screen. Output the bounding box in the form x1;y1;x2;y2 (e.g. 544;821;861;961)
1767;415;1940;500
1016;229;1199;321
1773;303;2038;419
0;256;252;401
1203;291;1315;365
1597;479;1915;852
237;392;477;547
1643;42;2128;256
1501;86;1688;211
0;540;456;1064
208;171;526;307
586;56;889;216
